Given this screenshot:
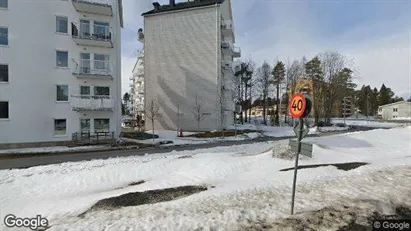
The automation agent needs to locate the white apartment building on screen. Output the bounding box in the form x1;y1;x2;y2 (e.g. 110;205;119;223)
130;49;145;119
378;101;411;120
141;0;240;132
0;0;123;145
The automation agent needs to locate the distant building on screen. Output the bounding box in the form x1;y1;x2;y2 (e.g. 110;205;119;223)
377;101;411;120
129;50;145;119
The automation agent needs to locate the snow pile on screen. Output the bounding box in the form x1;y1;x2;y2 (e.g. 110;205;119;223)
391;117;411;121
0;127;410;230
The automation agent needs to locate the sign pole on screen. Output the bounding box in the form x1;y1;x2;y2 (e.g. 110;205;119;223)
291;117;304;215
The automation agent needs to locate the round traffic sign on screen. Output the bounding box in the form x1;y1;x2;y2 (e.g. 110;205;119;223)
289;93;307;118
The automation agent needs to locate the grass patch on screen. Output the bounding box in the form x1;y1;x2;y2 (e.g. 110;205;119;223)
121;131;159;140
79;185;208;217
279;162;369;172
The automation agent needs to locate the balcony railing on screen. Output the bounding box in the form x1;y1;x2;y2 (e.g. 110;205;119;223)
71;0;113;16
70;95;114;111
72;59;113;79
221;20;234;38
233;46;241;58
71;22;113;48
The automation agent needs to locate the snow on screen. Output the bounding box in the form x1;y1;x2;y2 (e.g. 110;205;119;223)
331;118;404;128
392;117;411;121
0;126;410;230
0;145;110;155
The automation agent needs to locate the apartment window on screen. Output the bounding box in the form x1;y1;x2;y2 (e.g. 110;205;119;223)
80;53;90;74
80;85;90;98
56;16;68;34
0;64;8;82
80;119;90;133
93;21;109;38
393;108;398;112
54;119;67;135
94;54;109;70
0;27;8;46
94;118;109;132
56;85;69;101
94;86;109;97
56;51;68;67
0;101;9;119
0;0;7;8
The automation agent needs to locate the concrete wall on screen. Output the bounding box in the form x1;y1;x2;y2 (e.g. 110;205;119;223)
144;6;221;132
0;0;122;144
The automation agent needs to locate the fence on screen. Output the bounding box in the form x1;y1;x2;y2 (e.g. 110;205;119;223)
72;131;115;144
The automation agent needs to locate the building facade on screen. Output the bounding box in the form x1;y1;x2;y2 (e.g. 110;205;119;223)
0;0;123;145
140;0;240;132
130;49;145;120
378;101;411;120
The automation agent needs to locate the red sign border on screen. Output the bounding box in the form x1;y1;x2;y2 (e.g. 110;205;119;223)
289;93;307;118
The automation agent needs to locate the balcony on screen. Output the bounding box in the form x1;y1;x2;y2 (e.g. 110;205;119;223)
221;42;241;58
233;46;241;58
71;0;113;16
71;22;113;48
71;95;114;112
72;59;113;80
222;76;234;91
138;29;144;43
221;20;234;38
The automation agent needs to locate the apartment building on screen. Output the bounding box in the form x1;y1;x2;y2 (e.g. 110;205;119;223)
0;0;123;145
378;101;411;120
129;49;145;120
140;0;240;132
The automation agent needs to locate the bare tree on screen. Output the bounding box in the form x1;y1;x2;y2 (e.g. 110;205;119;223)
319;51;350;124
145;98;161;141
255;61;272;125
192;94;207;131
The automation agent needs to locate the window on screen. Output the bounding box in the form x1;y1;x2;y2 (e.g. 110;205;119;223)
56;51;68;67
94;54;109;70
0;64;8;82
393;108;398;112
0;0;7;8
80;20;90;38
54;119;67;135
80;119;90;133
80;53;90;74
0;101;9;119
0;27;8;46
80;86;90;98
56;16;68;34
56;85;69;101
94;86;109;97
93;21;109;38
94;118;109;132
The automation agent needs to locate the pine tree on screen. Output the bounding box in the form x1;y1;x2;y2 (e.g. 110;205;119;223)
272;61;285;126
305;56;323;123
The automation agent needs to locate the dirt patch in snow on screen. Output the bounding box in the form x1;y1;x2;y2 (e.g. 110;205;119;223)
79;185;208;217
177;155;193;159
114;180;146;190
279;162;369;172
271;144;310;160
241;199;411;231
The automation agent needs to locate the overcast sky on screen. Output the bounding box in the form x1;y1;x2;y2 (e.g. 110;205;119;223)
120;0;411;99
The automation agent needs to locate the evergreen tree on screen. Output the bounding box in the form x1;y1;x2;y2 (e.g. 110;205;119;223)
272;61;285;126
378;84;394;105
305;56;323;123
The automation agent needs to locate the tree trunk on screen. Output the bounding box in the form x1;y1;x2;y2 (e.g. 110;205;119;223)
263;95;267;125
240;80;244;124
249;83;252;123
244;83;248;122
275;82;280;126
152;119;155;141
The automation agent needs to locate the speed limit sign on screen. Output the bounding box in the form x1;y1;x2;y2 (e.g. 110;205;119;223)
289;93;307;118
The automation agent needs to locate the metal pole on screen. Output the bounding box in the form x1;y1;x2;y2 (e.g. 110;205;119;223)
291;117;304;215
343;97;346;126
177;104;180;136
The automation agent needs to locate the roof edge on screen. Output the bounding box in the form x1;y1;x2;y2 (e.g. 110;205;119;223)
142;0;224;16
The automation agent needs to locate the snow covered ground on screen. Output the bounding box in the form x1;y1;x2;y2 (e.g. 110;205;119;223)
0;145;110;155
0;126;410;230
331;118;404;128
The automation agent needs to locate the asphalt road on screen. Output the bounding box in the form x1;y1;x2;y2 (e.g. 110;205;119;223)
0;126;382;170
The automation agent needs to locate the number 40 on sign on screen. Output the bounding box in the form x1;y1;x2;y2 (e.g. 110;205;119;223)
289;93;311;118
